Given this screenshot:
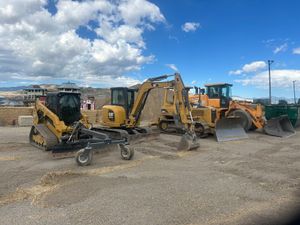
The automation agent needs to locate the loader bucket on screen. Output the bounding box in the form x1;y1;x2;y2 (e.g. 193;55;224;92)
215;118;248;142
177;133;199;151
264;115;296;138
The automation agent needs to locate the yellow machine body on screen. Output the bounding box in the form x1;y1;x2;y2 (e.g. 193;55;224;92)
30;92;91;150
101;105;127;128
189;83;265;131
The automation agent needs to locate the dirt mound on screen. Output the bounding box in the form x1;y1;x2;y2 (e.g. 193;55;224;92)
140;88;164;122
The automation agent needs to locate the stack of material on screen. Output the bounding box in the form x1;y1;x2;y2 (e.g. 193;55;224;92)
0;107;33;126
18;116;33;126
82;110;98;124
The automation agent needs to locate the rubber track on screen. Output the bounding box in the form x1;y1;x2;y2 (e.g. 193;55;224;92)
30;124;58;151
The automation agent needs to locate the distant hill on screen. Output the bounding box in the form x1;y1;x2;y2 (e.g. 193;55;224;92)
0;86;28;91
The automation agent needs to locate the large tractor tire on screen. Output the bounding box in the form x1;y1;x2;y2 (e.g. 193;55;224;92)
228;109;252;131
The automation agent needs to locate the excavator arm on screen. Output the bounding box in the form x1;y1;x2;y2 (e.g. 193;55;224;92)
127;73;192;129
127;76;174;127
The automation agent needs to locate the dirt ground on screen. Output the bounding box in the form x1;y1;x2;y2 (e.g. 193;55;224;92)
0;126;299;225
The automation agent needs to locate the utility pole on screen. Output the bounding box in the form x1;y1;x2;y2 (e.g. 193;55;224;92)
268;60;274;105
293;80;296;104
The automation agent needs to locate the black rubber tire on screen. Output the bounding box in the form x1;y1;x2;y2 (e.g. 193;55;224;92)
75;148;93;166
195;123;208;138
119;144;134;160
249;123;257;131
228;109;252;131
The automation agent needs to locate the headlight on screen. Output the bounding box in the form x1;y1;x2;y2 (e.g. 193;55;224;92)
108;110;115;121
161;109;168;114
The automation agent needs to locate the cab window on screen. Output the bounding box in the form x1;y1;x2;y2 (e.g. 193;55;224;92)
112;89;125;106
207;87;220;98
127;91;135;111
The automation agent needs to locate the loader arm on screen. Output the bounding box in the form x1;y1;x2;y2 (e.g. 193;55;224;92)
33;99;70;138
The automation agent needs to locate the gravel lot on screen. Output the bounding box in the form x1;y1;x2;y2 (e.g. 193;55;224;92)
0;127;299;225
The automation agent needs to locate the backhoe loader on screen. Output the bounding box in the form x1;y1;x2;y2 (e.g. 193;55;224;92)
30;91;134;166
190;83;295;139
100;73;199;151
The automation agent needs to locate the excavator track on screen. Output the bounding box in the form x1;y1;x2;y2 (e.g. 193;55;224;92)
29;125;58;151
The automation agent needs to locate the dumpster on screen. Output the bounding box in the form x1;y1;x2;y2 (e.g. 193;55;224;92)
265;105;300;127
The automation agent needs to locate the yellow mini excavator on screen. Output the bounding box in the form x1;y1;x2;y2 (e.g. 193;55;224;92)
30;91;134;166
99;73;199;151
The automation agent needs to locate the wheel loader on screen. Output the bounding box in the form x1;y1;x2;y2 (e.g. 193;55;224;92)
100;73;199;151
30;91;134;166
189;83;295;139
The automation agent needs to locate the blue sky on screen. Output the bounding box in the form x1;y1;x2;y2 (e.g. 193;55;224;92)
0;0;300;98
140;0;300;98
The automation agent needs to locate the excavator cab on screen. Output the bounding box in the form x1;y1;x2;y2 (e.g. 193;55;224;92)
101;87;137;127
205;83;232;108
45;92;81;126
110;87;136;117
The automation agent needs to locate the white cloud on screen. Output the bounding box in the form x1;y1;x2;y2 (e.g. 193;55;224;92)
118;0;165;26
235;70;300;88
166;64;178;71
229;61;267;75
191;80;197;85
79;75;141;88
273;43;288;54
0;0;164;87
181;22;200;32
243;61;267;73
293;47;300;54
229;70;243;75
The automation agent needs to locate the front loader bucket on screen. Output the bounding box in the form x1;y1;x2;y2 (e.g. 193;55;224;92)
264;115;296;138
177;133;199;151
215;118;248;142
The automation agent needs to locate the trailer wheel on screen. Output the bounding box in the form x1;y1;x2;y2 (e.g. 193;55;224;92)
119;144;134;160
228;109;252;131
75;148;93;166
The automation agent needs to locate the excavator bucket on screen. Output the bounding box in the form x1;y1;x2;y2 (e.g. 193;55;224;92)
177;133;199;151
264;115;296;138
215;118;248;142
